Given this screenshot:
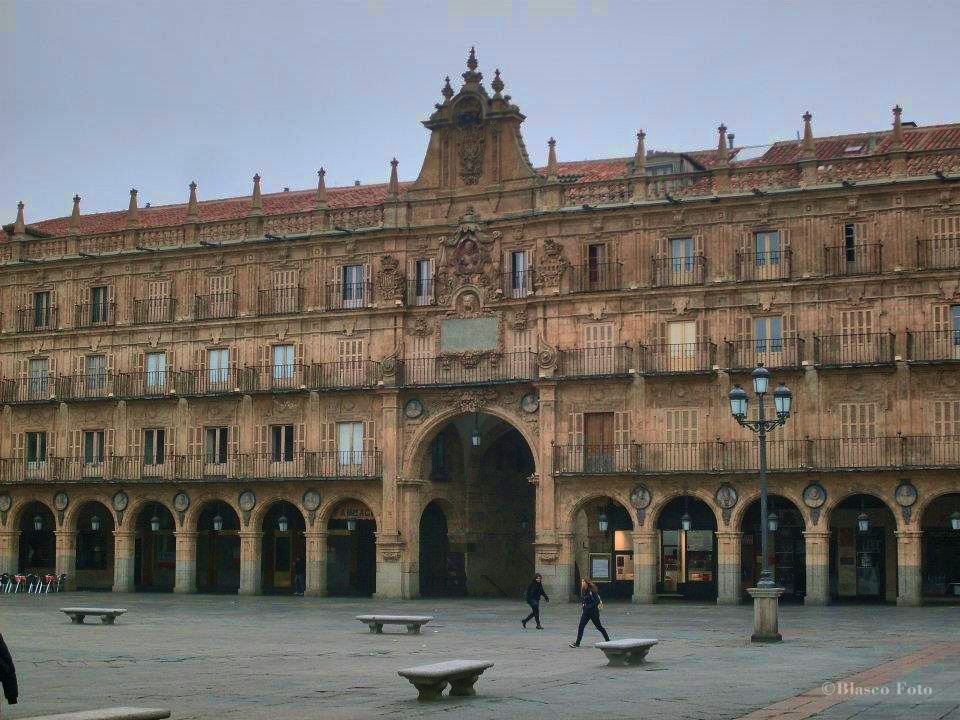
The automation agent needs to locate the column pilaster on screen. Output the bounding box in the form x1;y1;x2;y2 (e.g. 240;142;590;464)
0;530;20;574
803;530;831;605
304;530;328;597
112;530;136;593
174;530;198;594
895;529;923;607
716;531;743;605
238;530;263;595
55;530;76;590
632;529;658;604
552;531;576;602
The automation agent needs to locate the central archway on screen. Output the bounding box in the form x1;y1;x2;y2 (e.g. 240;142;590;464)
413;411;536;598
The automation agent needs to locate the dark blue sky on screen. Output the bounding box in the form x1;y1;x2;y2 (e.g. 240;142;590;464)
4;0;959;224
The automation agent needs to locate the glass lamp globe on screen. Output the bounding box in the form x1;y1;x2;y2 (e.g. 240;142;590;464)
773;382;793;417
751;363;770;395
213;513;224;532
728;384;748;419
90;514;101;532
950;511;960;531
767;512;779;532
33;514;43;531
277;515;289;533
681;513;692;532
856;512;870;533
150;514;161;532
598;512;609;533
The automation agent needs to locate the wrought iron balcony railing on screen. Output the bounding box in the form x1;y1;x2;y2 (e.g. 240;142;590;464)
406;278;435;306
177;451;382;481
325;281;373;310
638;341;717;374
307;360;381;390
117;370;179;398
813;332;895;367
194;292;238;320
736;249;792;281
824;243;882;276
569;262;623;293
398;352;538;386
133;298;176;324
556;347;633;378
2;377;57;404
652;255;706;287
906;329;960;363
725;337;804;371
57;372;118;400
175;368;254;396
0;458;57;482
74;302;116;328
16;306;58;333
917;238;960;270
257;287;303;316
552;444;641;474
501;270;534;299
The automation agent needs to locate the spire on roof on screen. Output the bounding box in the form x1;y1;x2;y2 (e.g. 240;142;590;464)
491;68;504;99
441;76;454;102
186;181;200;220
716;123;729;167
250;173;263;213
891;104;905;150
126;189;139;227
547;137;558;182
13;201;25;236
316;167;328;209
633;130;647;176
69;195;82;234
388;158;400;199
462;46;482;85
801;111;816;160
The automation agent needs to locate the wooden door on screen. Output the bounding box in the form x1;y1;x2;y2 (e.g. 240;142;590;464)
584;412;614;472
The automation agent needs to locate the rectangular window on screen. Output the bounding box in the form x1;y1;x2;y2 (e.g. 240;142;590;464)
666;409;699;444
934;401;960;438
272;345;294;380
754;231;780;266
510;250;528;298
587;243;608;288
145;352;166;389
144;428;166;466
33;291;51;327
754;317;783;353
205;427;229;464
208;348;229;386
667;320;697;369
85;355;107;392
90;286;109;323
271;425;295;462
844;223;856;261
83;430;105;465
415;259;432;304
26;432;47;463
337;421;363;466
342;265;364;307
840;403;877;439
953;305;960;336
670;238;694;272
584;412;614;473
28;358;50;398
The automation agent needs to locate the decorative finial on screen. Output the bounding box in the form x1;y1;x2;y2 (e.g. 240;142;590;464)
801;111;816;160
467;46;477;71
187;181;199;220
491;68;504;98
547;137;558;181
388;158;400;199
69;194;82;233
461;46;483;85
634;130;647;176
716;124;729;166
891;104;904;149
316;167;328;209
126;188;139;226
13;201;25;236
441;76;454;102
250;173;262;211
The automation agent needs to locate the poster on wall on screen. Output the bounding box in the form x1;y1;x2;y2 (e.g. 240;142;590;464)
590;554;611;581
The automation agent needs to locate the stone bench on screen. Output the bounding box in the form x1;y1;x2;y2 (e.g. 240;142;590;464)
21;707;169;720
60;608;128;625
356;614;433;634
398;660;494;702
595;638;658;666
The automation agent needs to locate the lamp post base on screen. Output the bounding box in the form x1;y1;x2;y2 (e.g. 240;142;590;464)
747;586;785;643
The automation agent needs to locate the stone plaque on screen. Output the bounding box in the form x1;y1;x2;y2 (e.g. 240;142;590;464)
440;316;498;353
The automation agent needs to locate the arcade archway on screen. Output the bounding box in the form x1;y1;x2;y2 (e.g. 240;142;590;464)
261;501;306;594
921;493;960;603
829;494;898;603
134;502;176;592
196;501;241;593
656;496;718;601
739;495;806;602
413;411;535;598
74;501;115;591
326;499;376;597
571;497;634;600
17;501;55;575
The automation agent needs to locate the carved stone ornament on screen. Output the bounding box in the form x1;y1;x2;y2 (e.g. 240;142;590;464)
442;387;497;413
302;490;321;512
630;484;652;510
537;334;558;370
894;479;918;525
53;492;69;512
0;493;11;513
511;309;530;331
520;393;539;414
376;254;405;302
410;317;434;337
173;492;190;513
404;399;425;419
715;483;738;510
112;491;129;512
455;97;485;185
534;238;568;291
436;208;501;305
238;490;257;512
802;483;827;509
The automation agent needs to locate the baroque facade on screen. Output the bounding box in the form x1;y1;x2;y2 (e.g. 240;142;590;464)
2;49;960;606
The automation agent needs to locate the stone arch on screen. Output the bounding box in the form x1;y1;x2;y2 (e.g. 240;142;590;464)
729;486;808;530
10;496;56;530
251;495;308;532
62;497;115;534
317;493;382;529
182;495;243;533
125;496;178;529
563;490;636;534
402;405;540;482
825;489;901;530
915;487;960;524
414;493;465;538
648;486;721;530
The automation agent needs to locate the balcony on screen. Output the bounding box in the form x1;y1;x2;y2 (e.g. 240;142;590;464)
99;456;179;482
652;255;706;287
133;298;176;324
553;444;641;474
0;458;56;482
16;306;58;333
556;347;633;378
175;368;253;396
246;361;380;392
736;249;792;281
824;243;882;276
117;370;179;398
325;281;372;311
194;292;238;320
2;377;56;404
501;270;534;299
569;262;622;293
907;329;960;363
74;302;115;329
551;435;960;475
813;332;895;367
178;451;382;481
399;352;538;387
725;337;804;371
57;372;118;400
917;238;960;270
258;287;303;316
406;278;436;307
638;341;717;374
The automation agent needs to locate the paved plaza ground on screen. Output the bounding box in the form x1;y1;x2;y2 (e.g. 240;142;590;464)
1;593;958;720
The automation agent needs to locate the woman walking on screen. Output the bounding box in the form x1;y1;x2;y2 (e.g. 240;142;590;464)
522;573;549;629
569;579;610;647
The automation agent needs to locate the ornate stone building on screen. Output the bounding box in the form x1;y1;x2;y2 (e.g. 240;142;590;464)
2;50;960;605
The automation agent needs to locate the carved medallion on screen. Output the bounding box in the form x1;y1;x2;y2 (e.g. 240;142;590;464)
302;490;321;513
456;98;485;185
0;493;11;512
520;393;539;414
173;492;190;512
894;480;918;507
802;483;827;508
630;484;652;510
53;492;69;512
112;491;129;512
238;491;256;513
715;483;738;510
404;399;425;419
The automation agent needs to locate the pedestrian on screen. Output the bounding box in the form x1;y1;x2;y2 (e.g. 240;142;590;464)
569;579;610;647
293;556;305;596
521;573;549;629
0;631;18;712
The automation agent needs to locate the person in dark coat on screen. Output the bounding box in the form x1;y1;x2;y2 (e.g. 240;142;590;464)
521;573;549;629
293;556;305;596
0;632;18;710
570;579;610;647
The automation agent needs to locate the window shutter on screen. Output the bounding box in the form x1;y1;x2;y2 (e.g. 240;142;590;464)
363;262;372;305
17;358;27;379
69;430;81;458
106;429;115;458
47;433;56;459
196;346;206;372
75;355;84;376
567;413;584;446
258;344;268;372
296;423;306;454
614;412;631;445
784;313;798;337
255;425;267;457
321;422;336;452
694;234;705;256
933;305;950;333
134;352;145;374
781;227;791;248
295;342;305;367
230;425;240;458
363;421;376;454
129;429;142;461
188;427;202;457
14;433;24;459
736;316;752;342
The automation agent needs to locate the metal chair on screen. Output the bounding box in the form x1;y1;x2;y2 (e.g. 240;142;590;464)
11;574;26;593
42;574;57;593
26;573;40;594
0;574;9;593
55;574;67;592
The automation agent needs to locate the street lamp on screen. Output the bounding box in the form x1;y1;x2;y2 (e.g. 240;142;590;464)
857;512;871;533
728;362;793;643
33;514;43;531
598;510;609;533
680;493;692;532
471;413;482;447
767;512;779;533
346;516;358;532
277;514;289;533
150;513;161;532
951;511;960;531
90;514;101;532
212;513;224;532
